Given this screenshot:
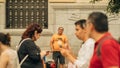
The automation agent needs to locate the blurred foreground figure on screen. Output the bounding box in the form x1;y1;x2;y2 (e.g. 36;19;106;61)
0;33;17;68
87;12;120;68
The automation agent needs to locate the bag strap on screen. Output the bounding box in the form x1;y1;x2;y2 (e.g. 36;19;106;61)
17;38;31;50
97;36;116;57
19;55;28;66
17;38;31;66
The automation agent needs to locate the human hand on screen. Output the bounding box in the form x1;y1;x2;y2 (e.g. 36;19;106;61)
51;48;54;52
40;50;51;59
60;48;70;57
45;50;52;56
40;51;46;59
40;51;46;56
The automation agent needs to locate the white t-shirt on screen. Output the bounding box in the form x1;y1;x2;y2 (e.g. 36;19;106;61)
68;38;95;68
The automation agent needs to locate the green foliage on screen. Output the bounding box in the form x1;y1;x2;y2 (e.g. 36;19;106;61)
90;0;102;3
107;0;120;14
90;0;120;14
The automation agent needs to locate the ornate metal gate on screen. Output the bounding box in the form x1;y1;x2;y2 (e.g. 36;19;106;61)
6;0;48;29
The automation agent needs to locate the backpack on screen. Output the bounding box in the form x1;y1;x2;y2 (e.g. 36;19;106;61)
16;38;30;68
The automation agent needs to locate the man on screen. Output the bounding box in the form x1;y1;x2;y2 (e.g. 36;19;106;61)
60;19;95;68
50;27;69;68
87;12;120;68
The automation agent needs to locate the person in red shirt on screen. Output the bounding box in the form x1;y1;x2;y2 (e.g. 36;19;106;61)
87;12;120;68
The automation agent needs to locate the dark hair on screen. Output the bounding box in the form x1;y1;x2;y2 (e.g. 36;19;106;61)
74;19;86;29
22;23;42;39
88;12;108;33
58;27;64;30
0;32;11;46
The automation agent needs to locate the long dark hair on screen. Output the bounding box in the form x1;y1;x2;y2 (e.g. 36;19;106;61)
0;32;11;46
22;23;42;40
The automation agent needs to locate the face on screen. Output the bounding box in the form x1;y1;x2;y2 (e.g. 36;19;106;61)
58;28;64;35
75;25;86;40
34;31;41;41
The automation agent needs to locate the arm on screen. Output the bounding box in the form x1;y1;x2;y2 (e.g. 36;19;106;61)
40;51;49;59
72;39;95;68
66;51;77;63
73;44;94;68
60;48;76;63
64;40;70;49
64;36;70;49
0;53;9;68
61;39;95;68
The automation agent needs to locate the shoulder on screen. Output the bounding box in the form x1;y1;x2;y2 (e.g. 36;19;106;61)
1;51;9;57
9;49;17;56
24;38;33;42
22;39;34;44
102;38;119;47
20;39;36;48
51;34;57;38
85;38;95;45
52;34;57;36
62;34;67;38
0;50;9;61
3;49;17;57
101;39;119;51
82;38;95;50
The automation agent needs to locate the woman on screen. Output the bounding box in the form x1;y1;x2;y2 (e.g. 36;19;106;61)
17;23;48;68
0;33;17;68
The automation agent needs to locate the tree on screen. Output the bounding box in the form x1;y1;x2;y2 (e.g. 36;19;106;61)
90;0;120;14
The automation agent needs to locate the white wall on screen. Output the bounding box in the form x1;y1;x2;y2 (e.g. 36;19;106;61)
48;2;120;56
0;0;120;57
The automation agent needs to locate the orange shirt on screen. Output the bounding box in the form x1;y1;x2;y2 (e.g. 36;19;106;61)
51;34;68;51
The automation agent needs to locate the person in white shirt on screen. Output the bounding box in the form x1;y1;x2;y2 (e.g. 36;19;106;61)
60;19;95;68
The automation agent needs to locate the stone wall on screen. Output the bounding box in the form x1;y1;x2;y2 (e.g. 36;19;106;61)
0;0;120;60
